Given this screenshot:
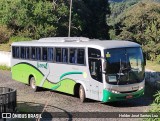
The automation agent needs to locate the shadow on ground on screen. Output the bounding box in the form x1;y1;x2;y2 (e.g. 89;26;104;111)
14;101;73;121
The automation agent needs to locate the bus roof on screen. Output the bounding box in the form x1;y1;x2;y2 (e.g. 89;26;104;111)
11;37;141;49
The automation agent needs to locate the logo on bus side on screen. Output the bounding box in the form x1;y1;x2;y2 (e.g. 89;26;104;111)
37;62;48;69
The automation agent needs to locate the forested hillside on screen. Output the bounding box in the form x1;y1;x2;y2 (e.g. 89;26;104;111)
109;0;160;62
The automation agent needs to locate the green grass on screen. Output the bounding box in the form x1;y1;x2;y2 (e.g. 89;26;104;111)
0;65;11;71
146;60;160;72
0;36;32;52
0;43;11;52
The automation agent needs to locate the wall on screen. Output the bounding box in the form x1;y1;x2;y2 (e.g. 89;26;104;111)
0;51;11;67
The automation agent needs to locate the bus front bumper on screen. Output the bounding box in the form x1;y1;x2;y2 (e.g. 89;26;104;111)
102;88;144;102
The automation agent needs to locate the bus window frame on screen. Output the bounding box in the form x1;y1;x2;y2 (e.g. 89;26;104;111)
55;47;62;63
31;47;36;60
47;47;54;63
61;48;69;64
42;47;48;62
77;48;85;65
12;45;86;66
69;47;86;66
12;46;20;59
36;47;41;61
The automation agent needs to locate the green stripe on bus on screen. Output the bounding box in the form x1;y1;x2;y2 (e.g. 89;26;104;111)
60;72;83;80
51;71;83;90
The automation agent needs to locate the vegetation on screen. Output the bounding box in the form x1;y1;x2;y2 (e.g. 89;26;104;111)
109;0;160;62
146;61;160;72
144;91;160;121
0;0;110;44
0;65;11;71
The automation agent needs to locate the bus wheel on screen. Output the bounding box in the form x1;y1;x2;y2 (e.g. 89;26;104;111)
30;77;38;91
79;85;86;102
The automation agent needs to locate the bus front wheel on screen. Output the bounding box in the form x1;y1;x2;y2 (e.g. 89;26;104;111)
79;85;86;102
30;77;38;92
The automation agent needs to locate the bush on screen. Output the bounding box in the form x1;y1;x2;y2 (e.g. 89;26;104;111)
145;91;160;121
156;55;160;64
0;25;12;43
9;36;32;42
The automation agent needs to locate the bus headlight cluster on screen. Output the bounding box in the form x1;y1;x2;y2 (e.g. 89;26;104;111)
138;86;144;90
107;88;120;94
111;90;120;94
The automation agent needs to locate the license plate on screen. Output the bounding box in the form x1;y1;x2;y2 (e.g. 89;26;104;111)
126;95;133;99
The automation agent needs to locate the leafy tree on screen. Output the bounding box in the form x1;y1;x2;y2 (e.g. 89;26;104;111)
0;0;111;40
0;0;69;39
109;1;160;60
72;0;111;39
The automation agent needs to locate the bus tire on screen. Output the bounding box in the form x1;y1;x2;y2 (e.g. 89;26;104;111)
30;77;39;92
79;85;86;103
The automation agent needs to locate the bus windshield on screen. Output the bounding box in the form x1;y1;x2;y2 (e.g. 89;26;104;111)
104;47;145;85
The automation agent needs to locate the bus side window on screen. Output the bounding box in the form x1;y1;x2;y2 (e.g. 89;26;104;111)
42;47;47;61
48;48;54;62
36;47;41;60
77;49;85;64
12;46;17;58
25;47;30;59
62;48;68;63
21;47;25;59
31;47;36;60
69;48;77;64
12;46;19;58
55;48;62;62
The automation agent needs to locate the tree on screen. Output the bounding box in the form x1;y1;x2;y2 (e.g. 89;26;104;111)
110;1;160;60
72;0;111;39
0;0;111;40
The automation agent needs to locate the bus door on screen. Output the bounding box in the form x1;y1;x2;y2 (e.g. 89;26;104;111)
89;58;103;100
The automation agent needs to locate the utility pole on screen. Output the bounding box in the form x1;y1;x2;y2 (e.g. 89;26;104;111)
68;0;72;37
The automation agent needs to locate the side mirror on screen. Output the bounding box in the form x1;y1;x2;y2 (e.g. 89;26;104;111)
143;52;146;66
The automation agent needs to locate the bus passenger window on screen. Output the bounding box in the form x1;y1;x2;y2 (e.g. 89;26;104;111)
56;48;62;62
12;46;19;58
42;48;47;61
25;47;30;59
62;48;68;63
36;47;41;60
21;47;25;59
48;48;54;62
69;48;77;64
77;49;85;64
31;47;36;60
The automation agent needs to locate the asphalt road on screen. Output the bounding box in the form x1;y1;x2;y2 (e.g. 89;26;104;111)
0;70;154;121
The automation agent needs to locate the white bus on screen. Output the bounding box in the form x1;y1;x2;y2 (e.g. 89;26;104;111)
11;37;145;102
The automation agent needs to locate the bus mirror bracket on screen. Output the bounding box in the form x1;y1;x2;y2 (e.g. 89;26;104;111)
103;61;107;73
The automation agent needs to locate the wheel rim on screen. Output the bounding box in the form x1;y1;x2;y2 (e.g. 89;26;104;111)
31;79;36;89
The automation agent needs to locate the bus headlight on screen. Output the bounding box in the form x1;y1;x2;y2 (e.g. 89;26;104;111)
139;86;144;90
106;88;120;94
111;90;120;94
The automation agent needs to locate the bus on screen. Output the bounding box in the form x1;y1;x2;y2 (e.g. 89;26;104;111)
11;37;145;102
